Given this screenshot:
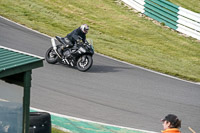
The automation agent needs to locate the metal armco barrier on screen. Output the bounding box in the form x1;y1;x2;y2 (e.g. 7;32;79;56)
121;0;200;40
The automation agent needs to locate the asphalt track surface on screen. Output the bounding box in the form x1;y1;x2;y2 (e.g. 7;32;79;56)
0;16;200;132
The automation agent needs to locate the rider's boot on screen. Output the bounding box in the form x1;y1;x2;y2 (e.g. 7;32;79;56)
57;47;63;57
59;45;69;58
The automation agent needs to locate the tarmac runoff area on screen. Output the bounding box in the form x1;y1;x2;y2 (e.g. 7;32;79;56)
30;107;158;133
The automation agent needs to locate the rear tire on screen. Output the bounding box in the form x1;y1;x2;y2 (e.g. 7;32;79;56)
45;47;58;64
77;55;93;72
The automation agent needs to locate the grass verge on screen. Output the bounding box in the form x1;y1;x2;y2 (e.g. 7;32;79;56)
168;0;200;13
52;127;70;133
0;0;199;82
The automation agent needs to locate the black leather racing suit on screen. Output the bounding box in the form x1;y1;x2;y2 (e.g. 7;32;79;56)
65;26;86;47
59;27;86;58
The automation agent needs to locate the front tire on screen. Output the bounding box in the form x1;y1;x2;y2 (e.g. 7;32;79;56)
77;55;93;72
45;47;58;64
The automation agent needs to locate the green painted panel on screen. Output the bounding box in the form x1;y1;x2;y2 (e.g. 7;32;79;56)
149;0;179;13
144;11;177;30
0;47;42;73
0;58;41;70
0;56;34;64
0;61;43;78
0;54;25;60
145;0;178;18
159;0;179;8
145;3;178;22
144;0;179;30
0;47;43;78
0;51;20;58
145;7;178;26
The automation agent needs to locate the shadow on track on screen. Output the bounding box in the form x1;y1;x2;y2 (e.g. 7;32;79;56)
44;61;134;73
87;64;134;73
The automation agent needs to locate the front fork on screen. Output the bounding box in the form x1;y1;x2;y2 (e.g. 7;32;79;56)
81;55;86;63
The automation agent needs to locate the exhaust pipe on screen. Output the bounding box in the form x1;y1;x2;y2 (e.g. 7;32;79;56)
51;38;57;50
51;38;62;58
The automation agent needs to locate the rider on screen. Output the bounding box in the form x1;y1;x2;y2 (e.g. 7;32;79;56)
60;24;89;56
66;24;89;46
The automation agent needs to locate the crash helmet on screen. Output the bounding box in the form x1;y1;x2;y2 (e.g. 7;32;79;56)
80;24;89;34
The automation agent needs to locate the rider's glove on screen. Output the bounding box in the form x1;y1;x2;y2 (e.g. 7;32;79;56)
77;39;83;45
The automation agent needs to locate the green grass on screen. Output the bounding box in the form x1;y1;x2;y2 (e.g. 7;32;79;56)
52;127;69;133
0;0;199;82
168;0;200;13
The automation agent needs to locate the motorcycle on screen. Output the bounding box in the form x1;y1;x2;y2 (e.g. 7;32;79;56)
45;36;94;72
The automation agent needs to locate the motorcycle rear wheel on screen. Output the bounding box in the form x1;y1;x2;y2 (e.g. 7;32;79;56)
77;55;93;72
45;47;58;64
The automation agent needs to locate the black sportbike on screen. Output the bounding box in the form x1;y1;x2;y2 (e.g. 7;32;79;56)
45;36;94;72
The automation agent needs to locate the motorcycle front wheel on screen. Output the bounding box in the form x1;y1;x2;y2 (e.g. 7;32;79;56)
45;47;59;64
77;55;93;72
